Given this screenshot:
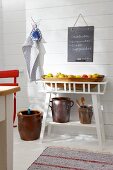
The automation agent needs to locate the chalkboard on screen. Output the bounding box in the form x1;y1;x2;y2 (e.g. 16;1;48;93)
68;26;94;62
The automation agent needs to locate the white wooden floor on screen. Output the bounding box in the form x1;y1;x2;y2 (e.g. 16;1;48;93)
14;127;113;170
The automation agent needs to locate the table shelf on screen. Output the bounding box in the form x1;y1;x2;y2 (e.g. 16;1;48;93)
48;121;96;128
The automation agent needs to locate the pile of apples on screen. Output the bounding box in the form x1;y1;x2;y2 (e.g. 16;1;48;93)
43;72;101;79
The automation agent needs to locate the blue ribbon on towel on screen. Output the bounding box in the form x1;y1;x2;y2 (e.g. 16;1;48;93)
30;26;42;42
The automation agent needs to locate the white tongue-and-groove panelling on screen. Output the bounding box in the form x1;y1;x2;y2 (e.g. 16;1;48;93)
2;0;28;114
25;0;113;139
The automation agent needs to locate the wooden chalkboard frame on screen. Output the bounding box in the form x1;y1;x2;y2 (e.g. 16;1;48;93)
68;26;94;62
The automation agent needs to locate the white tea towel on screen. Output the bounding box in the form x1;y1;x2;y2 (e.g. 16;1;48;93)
22;36;45;81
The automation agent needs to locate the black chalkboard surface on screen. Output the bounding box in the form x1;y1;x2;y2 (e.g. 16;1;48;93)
68;26;94;62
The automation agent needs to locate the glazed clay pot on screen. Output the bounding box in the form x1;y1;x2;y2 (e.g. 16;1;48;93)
49;97;74;123
17;110;42;141
79;106;93;124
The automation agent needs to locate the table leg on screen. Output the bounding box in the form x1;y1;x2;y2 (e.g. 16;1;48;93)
0;94;13;170
47;124;52;136
40;93;51;142
6;94;14;170
92;94;105;150
0;97;5;170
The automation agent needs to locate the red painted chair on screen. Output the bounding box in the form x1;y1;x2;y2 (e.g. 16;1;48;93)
0;70;19;124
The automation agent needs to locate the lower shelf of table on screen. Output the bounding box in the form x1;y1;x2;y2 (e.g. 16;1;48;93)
46;119;96;128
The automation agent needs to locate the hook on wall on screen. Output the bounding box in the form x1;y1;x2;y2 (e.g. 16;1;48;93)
31;17;41;28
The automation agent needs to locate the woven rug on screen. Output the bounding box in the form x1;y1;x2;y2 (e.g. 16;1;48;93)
28;146;113;170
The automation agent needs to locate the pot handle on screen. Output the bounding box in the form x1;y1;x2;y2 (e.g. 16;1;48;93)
49;101;52;109
70;100;74;107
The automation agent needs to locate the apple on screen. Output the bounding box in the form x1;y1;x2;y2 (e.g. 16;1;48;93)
92;73;100;78
44;75;49;78
58;74;65;78
82;74;88;78
47;73;53;78
88;74;92;78
76;75;81;78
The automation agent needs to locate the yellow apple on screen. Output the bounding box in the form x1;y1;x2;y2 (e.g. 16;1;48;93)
92;73;100;78
76;75;81;78
58;74;65;78
47;73;53;77
44;75;49;78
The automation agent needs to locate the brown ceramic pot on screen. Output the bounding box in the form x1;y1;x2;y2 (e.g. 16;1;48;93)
17;110;42;141
79;106;93;124
49;97;74;123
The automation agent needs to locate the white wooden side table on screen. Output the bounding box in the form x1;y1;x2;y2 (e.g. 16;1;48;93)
38;80;107;149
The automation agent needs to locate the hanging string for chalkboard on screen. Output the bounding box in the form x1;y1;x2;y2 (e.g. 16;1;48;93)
73;13;88;27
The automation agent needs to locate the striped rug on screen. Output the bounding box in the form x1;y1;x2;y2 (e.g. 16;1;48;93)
28;146;113;170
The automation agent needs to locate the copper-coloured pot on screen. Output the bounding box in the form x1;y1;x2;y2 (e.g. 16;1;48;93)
49;97;74;123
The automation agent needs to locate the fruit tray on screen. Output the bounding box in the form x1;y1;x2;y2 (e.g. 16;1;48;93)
42;75;105;90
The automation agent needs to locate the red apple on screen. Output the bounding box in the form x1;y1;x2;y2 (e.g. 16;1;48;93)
82;74;88;78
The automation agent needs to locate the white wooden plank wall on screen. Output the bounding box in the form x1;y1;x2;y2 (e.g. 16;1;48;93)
0;0;1;7
25;0;113;139
2;0;29;112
